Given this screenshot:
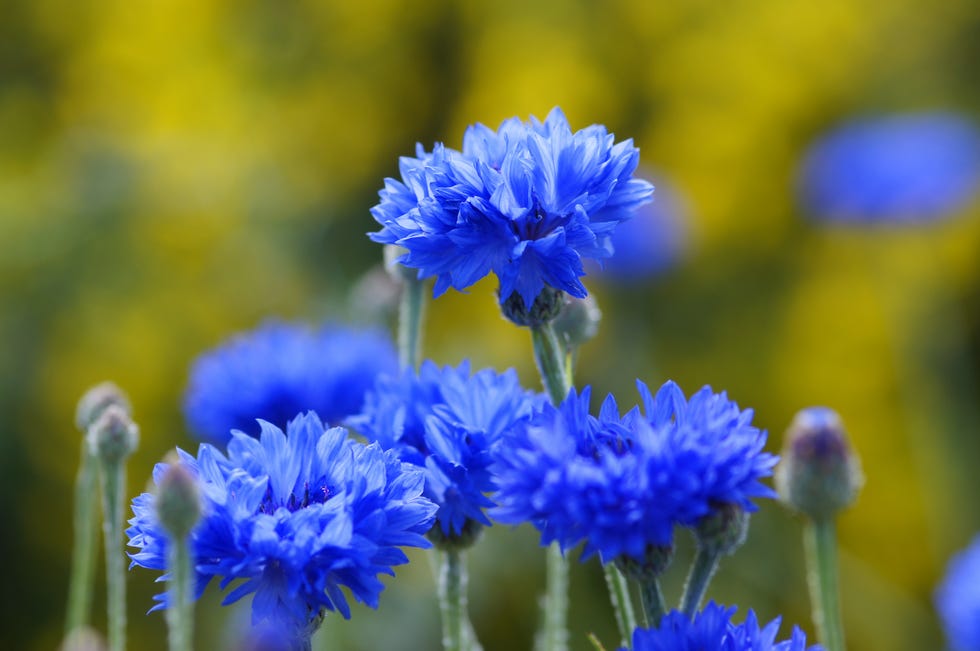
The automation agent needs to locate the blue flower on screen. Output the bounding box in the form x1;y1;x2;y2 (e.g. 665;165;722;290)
127;412;436;637
622;602;821;651
184;322;397;444
370;108;655;307
798;112;980;224
936;533;980;651
349;360;542;540
492;381;777;564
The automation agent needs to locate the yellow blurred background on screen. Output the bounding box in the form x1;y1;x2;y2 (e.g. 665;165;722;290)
2;0;980;649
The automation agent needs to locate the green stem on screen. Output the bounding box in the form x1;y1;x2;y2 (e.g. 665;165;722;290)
166;535;194;651
679;548;721;617
639;579;666;629
535;543;569;651
398;275;426;371
66;443;99;634
805;519;845;651
602;565;636;647
438;549;466;651
100;461;127;651
530;323;571;404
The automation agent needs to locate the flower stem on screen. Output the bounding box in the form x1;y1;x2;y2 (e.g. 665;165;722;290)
165;534;194;651
439;549;466;651
679;548;721;617
530;323;571;404
398;275;426;371
66;442;99;635
639;578;666;628
99;459;127;651
603;565;637;647
805;518;846;651
529;323;572;651
535;542;569;651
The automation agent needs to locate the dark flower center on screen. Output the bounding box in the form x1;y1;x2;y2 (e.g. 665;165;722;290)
259;480;331;514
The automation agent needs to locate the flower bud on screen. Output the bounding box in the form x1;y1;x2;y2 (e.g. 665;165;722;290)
614;544;674;582
552;295;601;350
693;502;749;556
87;404;139;465
75;382;130;432
60;627;107;651
775;407;863;520
156;458;202;539
500;286;564;328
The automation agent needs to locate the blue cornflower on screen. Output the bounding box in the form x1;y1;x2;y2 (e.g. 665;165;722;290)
349;360;542;541
798;112;980;224
492;381;777;564
127;412;436;639
370;108;655;308
622;602;820;651
936;533;980;651
183;322;397;444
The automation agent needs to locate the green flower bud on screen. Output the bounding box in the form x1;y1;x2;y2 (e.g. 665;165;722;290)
156;459;202;539
75;382;130;432
614;544;674;583
775;407;863;520
552;295;601;350
86;405;139;465
693;503;749;556
500;286;564;328
60;627;106;651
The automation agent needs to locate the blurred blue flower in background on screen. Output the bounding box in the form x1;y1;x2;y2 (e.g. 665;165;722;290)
183;322;397;444
370;108;655;307
492;381;777;564
127;412;436;638
622;601;820;651
350;360;542;540
798;112;980;224
936;534;980;651
591;171;688;283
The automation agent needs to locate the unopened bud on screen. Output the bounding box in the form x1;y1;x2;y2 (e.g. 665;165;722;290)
87;405;139;465
552;295;601;350
75;382;130;432
156;458;202;539
775;407;863;520
614;544;674;582
60;627;107;651
693;503;749;556
500;286;564;328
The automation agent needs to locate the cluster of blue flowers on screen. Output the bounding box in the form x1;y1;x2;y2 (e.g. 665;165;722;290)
624;602;819;651
127;412;436;637
370;107;655;308
349;360;543;541
183;322;397;444
492;381;777;566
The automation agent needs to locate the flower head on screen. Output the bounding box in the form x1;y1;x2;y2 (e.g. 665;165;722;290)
492;381;777;565
350;360;542;541
798;112;980;224
936;533;980;651
127;412;436;637
370;108;654;307
183;322;397;444
622;602;821;651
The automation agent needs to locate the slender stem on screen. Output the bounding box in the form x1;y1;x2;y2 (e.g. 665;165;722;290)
66;443;100;634
530;323;571;404
535;542;569;651
100;461;127;651
439;549;465;651
602;565;637;647
805;519;846;651
679;548;721;617
398;275;426;371
166;535;194;651
639;579;666;629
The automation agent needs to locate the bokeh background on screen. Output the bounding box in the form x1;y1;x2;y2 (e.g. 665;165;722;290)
3;0;980;649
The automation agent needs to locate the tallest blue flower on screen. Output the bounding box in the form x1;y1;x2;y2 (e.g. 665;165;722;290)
370;108;654;307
